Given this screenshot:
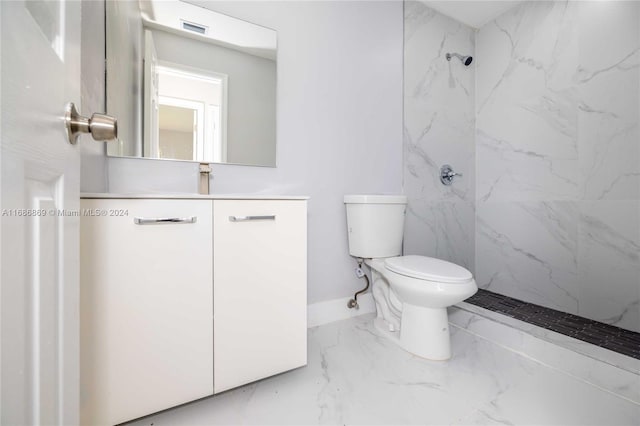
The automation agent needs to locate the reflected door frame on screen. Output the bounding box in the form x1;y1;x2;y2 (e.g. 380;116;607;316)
158;95;204;161
155;62;228;162
143;29;160;158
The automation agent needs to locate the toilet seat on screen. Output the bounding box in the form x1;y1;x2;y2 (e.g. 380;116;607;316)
384;255;472;284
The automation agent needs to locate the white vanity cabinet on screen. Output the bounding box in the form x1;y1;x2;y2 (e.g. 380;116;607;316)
213;200;307;393
80;195;307;425
80;199;214;425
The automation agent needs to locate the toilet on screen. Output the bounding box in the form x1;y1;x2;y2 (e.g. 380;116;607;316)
344;194;477;360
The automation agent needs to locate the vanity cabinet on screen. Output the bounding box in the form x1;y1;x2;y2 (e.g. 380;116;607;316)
80;199;214;425
213;200;307;392
80;196;307;425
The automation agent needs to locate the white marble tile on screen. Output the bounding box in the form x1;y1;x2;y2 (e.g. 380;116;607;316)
476;128;581;203
404;199;475;272
577;2;640;201
476;1;581;202
450;305;640;404
404;107;475;203
403;1;475;202
455;302;640;375
474;0;640;329
126;315;639;425
403;1;476;272
475;0;640;202
578;201;640;332
454;370;639;426
476;201;580;313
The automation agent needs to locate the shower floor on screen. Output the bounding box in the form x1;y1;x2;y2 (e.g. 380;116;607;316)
465;289;640;360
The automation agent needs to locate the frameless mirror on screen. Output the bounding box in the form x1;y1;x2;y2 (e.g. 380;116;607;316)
106;0;277;167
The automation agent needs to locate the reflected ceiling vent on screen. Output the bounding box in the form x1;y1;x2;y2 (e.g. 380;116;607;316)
181;20;208;35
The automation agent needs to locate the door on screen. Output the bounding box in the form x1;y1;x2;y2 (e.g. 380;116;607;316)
1;1;81;424
213;200;307;393
80;199;214;425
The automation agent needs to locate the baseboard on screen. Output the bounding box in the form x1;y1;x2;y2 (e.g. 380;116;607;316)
307;292;376;328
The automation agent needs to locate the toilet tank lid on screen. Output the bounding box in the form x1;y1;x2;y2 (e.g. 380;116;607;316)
344;194;408;204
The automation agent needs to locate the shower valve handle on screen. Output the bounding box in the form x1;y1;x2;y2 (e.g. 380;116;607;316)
440;165;462;186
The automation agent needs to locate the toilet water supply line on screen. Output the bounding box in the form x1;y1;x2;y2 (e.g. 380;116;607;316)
347;259;369;309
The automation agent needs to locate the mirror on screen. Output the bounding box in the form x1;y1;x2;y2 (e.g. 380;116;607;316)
106;0;277;167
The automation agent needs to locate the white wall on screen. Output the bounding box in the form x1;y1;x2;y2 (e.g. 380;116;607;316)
85;1;404;304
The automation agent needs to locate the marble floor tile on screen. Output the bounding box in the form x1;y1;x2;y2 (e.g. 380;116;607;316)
127;315;639;426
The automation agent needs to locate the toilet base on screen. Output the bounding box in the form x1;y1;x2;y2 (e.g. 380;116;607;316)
400;304;451;360
373;317;401;342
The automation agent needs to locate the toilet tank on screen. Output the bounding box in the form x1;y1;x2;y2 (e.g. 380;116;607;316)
344;194;407;258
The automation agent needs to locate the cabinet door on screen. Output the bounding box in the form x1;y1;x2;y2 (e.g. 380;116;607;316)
213;200;307;393
80;199;213;425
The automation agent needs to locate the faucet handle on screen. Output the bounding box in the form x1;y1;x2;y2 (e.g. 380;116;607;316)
440;164;462;186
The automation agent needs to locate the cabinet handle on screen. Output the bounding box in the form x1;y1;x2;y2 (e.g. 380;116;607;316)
228;215;276;222
134;217;197;225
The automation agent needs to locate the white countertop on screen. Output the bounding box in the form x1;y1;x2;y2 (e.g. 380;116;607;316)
81;193;310;200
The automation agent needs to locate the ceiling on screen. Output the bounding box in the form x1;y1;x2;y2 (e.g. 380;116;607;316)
424;1;524;29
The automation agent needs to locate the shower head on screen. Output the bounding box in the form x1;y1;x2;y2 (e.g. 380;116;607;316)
446;52;473;66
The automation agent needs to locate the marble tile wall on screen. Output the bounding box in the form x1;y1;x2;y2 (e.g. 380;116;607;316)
475;1;640;332
404;1;639;333
403;1;476;272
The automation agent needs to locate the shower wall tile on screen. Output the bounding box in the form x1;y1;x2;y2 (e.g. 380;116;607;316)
577;201;640;332
476;201;580;313
403;1;475;271
404;200;475;272
476;129;580;203
476;1;580;203
403;0;638;332
577;2;640;201
476;0;640;332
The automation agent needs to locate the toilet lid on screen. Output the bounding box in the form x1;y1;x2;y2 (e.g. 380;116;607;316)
384;255;473;283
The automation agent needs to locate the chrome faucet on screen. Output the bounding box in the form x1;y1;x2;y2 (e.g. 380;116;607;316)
199;163;212;195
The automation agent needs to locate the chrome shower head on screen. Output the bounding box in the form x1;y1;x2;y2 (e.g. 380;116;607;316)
446;52;473;66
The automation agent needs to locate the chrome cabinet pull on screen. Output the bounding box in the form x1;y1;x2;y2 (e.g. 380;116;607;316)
134;217;197;225
229;215;276;222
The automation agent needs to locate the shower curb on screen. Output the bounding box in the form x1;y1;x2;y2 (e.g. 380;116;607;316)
450;303;640;405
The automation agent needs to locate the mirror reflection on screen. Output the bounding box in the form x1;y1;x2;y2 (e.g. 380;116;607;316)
106;0;277;167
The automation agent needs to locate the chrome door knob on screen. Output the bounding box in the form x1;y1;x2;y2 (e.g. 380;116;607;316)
64;102;117;144
440;164;462;185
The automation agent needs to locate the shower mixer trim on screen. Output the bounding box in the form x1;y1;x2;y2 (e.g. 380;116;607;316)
440;165;463;186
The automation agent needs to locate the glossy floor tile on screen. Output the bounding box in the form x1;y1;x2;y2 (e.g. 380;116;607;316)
127;315;639;425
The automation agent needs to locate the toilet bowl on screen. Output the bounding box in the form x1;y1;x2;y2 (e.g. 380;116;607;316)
344;195;477;360
367;256;476;360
